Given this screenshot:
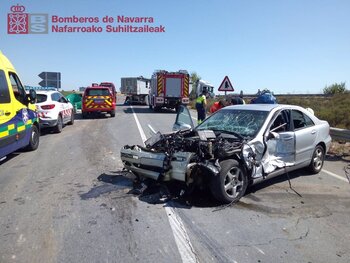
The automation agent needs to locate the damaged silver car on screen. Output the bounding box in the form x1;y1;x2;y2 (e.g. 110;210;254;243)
121;104;332;203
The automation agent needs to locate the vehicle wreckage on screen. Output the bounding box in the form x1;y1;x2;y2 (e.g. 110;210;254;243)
121;105;331;203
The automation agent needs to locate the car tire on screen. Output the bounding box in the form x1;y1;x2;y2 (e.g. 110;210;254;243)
68;111;74;125
54;115;63;133
308;145;325;174
82;112;87;119
110;110;116;117
210;159;248;204
25;124;39;151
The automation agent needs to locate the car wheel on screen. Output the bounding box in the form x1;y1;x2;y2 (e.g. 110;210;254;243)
308;145;325;174
68;110;74;125
54;115;63;133
82;112;87;119
210;159;248;204
110;110;116;117
25;125;39;151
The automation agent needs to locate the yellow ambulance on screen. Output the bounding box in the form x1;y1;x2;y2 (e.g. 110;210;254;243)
0;51;39;160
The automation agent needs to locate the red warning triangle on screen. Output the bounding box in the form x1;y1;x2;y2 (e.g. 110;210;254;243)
218;76;234;92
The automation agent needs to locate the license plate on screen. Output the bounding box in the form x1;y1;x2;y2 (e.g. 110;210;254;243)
94;99;104;104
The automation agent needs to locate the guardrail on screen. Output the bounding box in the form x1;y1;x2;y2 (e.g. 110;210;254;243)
330;128;350;142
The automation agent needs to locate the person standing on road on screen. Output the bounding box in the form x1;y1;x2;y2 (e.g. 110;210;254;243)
196;89;208;124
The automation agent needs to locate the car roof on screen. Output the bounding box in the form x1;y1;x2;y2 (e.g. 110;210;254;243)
36;90;59;95
86;86;109;89
223;104;282;111
223;103;312;113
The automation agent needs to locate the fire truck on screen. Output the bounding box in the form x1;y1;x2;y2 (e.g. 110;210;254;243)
149;70;190;111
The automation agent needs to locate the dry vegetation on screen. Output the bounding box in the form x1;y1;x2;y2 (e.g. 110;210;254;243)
277;94;350;129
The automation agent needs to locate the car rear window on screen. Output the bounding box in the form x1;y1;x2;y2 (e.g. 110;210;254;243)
86;89;110;96
36;94;47;103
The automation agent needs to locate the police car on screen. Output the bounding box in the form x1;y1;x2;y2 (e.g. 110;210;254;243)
35;90;74;133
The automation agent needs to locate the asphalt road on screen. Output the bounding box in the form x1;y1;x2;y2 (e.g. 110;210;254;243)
1;96;349;263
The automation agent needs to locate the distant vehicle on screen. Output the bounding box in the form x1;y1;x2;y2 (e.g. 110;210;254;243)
121;104;331;203
0;51;39;159
36;90;74;133
149;70;190;111
120;77;150;105
99;82;117;102
82;85;116;118
190;79;215;100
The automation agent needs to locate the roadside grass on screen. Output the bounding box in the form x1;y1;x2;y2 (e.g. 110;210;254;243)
277;94;350;129
190;94;350;130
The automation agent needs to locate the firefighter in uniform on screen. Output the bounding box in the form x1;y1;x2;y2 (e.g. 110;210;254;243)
195;89;208;124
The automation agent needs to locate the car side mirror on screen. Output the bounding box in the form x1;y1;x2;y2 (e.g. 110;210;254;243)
173;123;192;132
27;89;36;104
266;131;280;141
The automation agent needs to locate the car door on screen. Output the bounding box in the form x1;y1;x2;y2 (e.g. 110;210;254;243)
5;72;32;150
0;70;11;123
51;92;65;121
266;109;296;165
292;109;317;165
173;105;194;131
57;93;71;123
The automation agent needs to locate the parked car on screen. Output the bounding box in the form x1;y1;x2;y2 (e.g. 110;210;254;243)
35;90;74;133
121;104;332;203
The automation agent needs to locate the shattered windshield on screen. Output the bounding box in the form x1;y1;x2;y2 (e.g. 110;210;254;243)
196;109;269;138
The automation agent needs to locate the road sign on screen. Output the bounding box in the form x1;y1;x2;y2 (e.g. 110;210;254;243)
218;76;234;92
38;72;61;89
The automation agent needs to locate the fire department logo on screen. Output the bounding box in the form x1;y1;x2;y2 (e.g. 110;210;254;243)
8;4;28;34
7;4;48;34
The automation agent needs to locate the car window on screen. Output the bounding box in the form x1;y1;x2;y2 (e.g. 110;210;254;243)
270;110;291;133
292;110;314;130
304;113;314;127
9;72;26;104
51;93;61;102
86;89;110;96
197;109;269;138
36;94;47;103
0;70;10;103
58;96;67;103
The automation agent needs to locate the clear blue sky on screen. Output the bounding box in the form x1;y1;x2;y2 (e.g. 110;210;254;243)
1;0;349;94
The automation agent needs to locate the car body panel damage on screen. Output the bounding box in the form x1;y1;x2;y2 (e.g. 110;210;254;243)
121;104;331;203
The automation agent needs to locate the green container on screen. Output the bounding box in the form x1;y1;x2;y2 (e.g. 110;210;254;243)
66;93;82;110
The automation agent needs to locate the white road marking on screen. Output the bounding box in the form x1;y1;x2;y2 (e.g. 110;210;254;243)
253;246;265;255
130;106;198;262
323;169;349;183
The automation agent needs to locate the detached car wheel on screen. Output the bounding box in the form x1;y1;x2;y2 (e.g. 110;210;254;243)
308;145;325;174
25;125;39;151
54;115;63;133
210;159;248;204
